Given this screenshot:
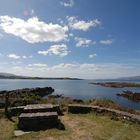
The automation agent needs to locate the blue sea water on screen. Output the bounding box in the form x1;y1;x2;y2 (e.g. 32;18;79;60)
0;79;140;110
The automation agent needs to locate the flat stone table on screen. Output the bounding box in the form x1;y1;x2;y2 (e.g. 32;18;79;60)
18;112;58;131
23;104;54;113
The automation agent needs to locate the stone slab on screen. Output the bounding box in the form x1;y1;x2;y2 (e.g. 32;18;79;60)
14;130;31;136
18;112;58;130
23;104;54;113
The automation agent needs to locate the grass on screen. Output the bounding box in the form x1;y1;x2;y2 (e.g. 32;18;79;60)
0;112;140;140
39;98;140;115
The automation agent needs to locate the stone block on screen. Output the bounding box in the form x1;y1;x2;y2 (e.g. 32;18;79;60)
68;104;92;114
18;112;58;131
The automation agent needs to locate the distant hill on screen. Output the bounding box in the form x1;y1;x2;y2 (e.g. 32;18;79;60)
0;72;82;80
0;72;22;79
119;76;140;80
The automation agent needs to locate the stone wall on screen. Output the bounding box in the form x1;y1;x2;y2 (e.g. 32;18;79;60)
68;104;140;124
68;104;92;114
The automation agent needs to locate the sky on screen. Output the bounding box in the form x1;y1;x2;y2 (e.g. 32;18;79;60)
0;0;140;79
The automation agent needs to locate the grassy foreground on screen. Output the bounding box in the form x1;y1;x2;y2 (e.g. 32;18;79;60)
0;113;140;140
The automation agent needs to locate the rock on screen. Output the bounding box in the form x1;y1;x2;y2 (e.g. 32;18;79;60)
117;90;140;102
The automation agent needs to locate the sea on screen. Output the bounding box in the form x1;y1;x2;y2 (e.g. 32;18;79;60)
0;79;140;110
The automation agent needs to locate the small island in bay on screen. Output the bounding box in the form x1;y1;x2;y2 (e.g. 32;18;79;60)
91;82;140;88
117;90;140;102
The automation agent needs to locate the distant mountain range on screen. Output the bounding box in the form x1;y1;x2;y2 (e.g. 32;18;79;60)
0;72;81;80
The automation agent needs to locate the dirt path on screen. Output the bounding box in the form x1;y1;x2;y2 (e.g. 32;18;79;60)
60;115;93;140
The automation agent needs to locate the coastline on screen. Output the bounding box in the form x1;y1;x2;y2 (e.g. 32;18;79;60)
91;82;140;88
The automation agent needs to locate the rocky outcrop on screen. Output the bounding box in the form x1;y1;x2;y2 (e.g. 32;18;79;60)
117;90;140;102
0;87;54;107
0;87;54;97
91;82;140;88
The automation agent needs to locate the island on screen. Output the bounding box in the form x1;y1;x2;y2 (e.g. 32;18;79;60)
91;82;140;88
117;90;140;102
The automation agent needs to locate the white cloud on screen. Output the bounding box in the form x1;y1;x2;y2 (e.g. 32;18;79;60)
89;54;97;58
99;39;113;45
67;16;101;31
7;54;20;59
2;63;140;79
38;44;70;57
22;55;33;59
22;56;27;59
69;33;74;37
60;0;74;7
75;37;95;47
0;16;68;43
51;63;78;70
7;54;32;59
28;63;47;67
11;61;22;65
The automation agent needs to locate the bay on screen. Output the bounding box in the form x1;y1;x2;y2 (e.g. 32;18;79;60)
0;79;140;110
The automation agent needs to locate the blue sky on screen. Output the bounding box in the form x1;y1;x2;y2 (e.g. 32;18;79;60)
0;0;140;79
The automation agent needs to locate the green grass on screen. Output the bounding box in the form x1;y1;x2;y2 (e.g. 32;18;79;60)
39;98;140;115
0;113;140;140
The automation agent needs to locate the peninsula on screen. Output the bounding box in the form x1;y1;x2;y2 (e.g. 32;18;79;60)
91;82;140;88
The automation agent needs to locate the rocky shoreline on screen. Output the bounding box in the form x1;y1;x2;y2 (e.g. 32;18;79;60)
0;87;54;107
117;90;140;102
91;82;140;88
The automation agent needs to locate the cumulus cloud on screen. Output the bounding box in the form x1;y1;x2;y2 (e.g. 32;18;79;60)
67;16;101;31
0;16;68;43
89;54;97;58
7;54;20;59
60;0;74;7
38;44;70;57
75;37;95;47
99;39;113;45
